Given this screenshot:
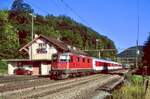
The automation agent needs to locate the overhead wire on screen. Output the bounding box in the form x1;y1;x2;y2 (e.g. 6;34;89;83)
136;0;140;68
137;0;140;46
136;0;140;45
60;0;91;27
25;0;50;15
25;0;92;28
51;0;64;13
23;0;127;52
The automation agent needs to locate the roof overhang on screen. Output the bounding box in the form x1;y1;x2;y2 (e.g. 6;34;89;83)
19;34;69;53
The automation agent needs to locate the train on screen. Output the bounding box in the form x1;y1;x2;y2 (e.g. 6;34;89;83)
50;52;123;79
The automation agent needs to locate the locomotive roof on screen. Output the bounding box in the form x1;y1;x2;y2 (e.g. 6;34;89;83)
60;52;91;58
61;53;121;64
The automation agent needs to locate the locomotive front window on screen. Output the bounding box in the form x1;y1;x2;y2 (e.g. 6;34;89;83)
60;55;70;62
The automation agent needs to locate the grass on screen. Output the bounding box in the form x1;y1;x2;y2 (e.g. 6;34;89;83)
0;60;7;74
145;80;150;99
110;75;146;99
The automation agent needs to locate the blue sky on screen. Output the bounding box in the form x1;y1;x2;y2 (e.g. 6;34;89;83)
1;0;150;52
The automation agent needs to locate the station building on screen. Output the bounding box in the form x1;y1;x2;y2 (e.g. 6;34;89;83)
6;34;86;75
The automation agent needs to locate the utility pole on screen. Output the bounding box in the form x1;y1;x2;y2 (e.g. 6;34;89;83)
96;39;100;58
136;0;140;68
29;13;36;60
31;14;34;42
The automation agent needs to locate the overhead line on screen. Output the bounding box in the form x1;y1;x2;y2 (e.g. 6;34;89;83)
136;0;140;68
60;0;91;27
51;0;64;13
137;0;140;46
25;0;92;28
25;0;50;15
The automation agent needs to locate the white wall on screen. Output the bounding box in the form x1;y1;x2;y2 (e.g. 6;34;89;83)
41;63;51;75
29;38;57;60
8;62;17;75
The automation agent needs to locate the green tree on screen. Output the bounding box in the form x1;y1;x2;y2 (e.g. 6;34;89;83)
142;33;150;75
11;0;33;13
0;1;117;60
9;0;34;47
0;10;19;59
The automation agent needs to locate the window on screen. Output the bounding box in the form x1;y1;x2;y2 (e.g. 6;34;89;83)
39;43;47;48
29;66;32;68
77;57;80;62
60;55;70;62
87;59;90;63
96;61;103;66
70;56;73;62
60;55;67;62
96;61;99;66
36;48;47;54
60;59;67;62
83;58;85;63
37;43;47;54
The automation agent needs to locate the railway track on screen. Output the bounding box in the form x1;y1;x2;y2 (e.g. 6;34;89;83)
108;69;130;74
0;77;55;93
0;75;40;84
1;74;117;99
34;75;121;99
27;75;109;98
48;76;122;99
0;74;102;94
0;75;100;95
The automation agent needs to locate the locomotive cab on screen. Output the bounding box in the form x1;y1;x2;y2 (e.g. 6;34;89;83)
51;53;70;79
51;53;70;70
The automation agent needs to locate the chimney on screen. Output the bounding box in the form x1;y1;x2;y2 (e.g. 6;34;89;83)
73;47;76;50
34;34;39;38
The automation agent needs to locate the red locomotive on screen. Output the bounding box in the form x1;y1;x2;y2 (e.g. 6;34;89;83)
51;52;122;79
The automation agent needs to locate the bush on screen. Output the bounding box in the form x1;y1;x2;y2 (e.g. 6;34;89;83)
0;60;7;74
131;75;144;85
111;75;145;99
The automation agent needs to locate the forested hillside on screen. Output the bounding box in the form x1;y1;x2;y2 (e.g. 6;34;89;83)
0;0;117;59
